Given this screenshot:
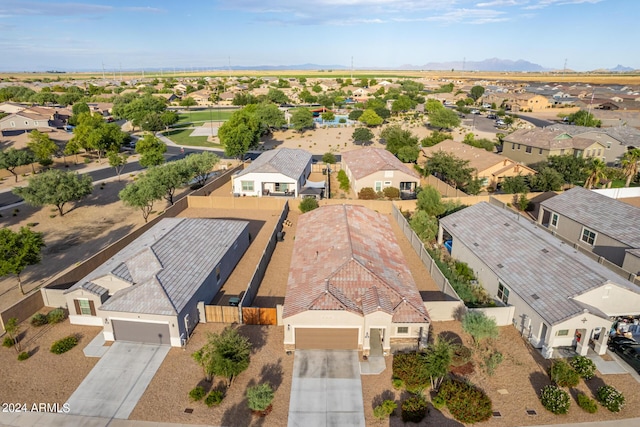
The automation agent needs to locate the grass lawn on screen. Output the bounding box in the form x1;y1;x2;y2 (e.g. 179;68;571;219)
163;129;223;148
611;179;640;188
176;109;238;124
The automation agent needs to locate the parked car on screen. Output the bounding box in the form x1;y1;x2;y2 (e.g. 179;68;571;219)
487;114;497;120
471;109;480;114
609;336;640;373
482;103;492;108
495;119;506;126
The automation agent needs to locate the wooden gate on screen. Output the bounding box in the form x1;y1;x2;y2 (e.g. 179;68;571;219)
242;307;277;325
204;305;240;323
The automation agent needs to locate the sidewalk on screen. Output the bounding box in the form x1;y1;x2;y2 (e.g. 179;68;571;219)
524;419;640;427
0;412;220;427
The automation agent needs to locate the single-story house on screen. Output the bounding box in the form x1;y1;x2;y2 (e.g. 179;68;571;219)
420;139;536;189
0;111;55;132
232;148;312;197
65;218;250;346
342;147;420;198
439;202;640;358
283;205;430;355
538;186;640;272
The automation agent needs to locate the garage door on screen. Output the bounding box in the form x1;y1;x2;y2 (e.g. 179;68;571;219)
295;328;358;350
112;320;171;346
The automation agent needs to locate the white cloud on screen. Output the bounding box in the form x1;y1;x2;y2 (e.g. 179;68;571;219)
0;1;165;17
524;0;605;9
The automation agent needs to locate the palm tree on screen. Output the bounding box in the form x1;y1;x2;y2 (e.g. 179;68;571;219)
621;148;640;187
583;158;607;189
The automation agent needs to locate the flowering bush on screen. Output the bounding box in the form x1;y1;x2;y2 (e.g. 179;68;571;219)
540;385;570;414
597;385;625;412
570;356;596;380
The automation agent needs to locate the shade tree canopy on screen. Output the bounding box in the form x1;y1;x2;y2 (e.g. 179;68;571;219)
13;169;93;216
0;226;45;295
136;133;167;167
0;149;35;182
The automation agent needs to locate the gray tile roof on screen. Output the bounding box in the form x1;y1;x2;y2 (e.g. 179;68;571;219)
504;128;600;151
67;218;249;316
540;187;640;249
440;202;639;325
235;148;311;180
81;282;108;297
546;124;640;147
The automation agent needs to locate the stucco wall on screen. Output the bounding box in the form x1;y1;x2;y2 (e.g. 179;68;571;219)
232;172;297;196
283;310;364;347
351;169;419;194
424;300;464;321
623;252;640;276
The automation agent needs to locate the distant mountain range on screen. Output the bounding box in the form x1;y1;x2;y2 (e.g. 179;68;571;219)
609;64;635;72
398;58;549;72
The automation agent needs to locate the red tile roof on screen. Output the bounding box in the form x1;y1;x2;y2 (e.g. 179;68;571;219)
342;147;421;180
283;205;429;323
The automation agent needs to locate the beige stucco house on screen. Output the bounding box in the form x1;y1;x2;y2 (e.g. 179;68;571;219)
420;139;536;189
342;147;420;198
65;218;250;347
502;128;607;165
283;205;430;355
439;202;640;358
538;186;640;274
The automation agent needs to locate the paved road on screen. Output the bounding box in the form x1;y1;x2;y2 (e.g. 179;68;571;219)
517;114;554;128
288;350;365;427
0;146;210;208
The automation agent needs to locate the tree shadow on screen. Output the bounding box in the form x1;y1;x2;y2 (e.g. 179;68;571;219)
259;359;284;391
237;324;268;353
372;389;395;409
529;371;551;398
196;378;213;393
27;345;39;357
437;331;463;346
220;399;253;427
584;375;606;398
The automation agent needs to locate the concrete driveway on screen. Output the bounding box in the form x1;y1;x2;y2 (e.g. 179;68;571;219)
65;342;170;419
288;350;365;427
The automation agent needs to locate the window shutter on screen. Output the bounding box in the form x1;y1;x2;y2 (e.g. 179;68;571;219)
74;299;81;315
89;300;96;316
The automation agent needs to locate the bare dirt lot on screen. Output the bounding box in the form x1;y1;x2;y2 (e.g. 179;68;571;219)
0;313;100;405
362;321;640;426
130;323;292;427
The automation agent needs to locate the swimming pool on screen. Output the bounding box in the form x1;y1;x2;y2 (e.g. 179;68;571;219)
313;115;353;126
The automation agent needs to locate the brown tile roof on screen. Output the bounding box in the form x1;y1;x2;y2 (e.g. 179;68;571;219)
342;147;420;181
421;139;534;175
283;205;429;323
504;128;598;150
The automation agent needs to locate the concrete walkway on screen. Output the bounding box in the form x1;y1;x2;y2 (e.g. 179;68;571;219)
65;342;170;419
288;350;365;427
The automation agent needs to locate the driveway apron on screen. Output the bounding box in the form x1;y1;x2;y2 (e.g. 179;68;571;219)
288;350;365;427
65;341;170;419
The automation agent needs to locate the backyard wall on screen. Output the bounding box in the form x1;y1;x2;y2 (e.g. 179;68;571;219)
469;305;516;327
423;300;464;322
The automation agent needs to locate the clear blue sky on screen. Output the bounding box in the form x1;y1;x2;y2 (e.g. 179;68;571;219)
0;0;637;72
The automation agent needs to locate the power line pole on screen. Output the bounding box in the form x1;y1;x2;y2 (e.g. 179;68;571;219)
562;58;568;78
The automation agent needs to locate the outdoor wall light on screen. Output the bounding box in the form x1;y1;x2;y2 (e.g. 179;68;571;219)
287;324;291;331
365;332;369;339
104;318;109;325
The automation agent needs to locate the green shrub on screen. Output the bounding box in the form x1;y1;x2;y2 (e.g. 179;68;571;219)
47;308;67;324
50;335;78;354
577;393;598;413
570;355;596;380
392;352;429;392
391;377;404;390
339;118;346;124
189;386;206;401
550;360;580;388
484;351;503;376
540;385;570;414
454;261;475;281
17;352;30;361
451;345;473;366
299;197;319;213
382;186;400;200
358;187;377;200
205;390;224;407
337;170;350;191
3;336;16;348
246;383;274;412
597;385;625;412
432;394;446;410
30;313;48;327
373;399;397;420
437;379;492;423
401;395;428;423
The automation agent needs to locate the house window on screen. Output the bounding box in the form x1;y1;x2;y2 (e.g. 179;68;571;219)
539;148;543;154
78;299;92;315
581;228;596;246
511;143;515;150
525;146;532;154
551;213;559;227
585;150;591;157
517;144;521;150
556;329;569;337
241;181;254;191
383;181;391;187
375;181;382;192
597;149;602;157
397;326;409;334
560;149;565;155
497;283;510;304
10;121;15;127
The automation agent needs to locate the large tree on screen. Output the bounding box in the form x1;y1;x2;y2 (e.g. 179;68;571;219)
0;148;35;182
358;108;383;127
566;110;601;127
621;148;640;187
381;125;419;157
266;88;290;104
192;327;251;387
145;161;192;204
544;154;587;184
185;151;220;187
352;127;374;144
500;174;529;194
119;178;164;222
425;151;474;190
0;227;45;295
428;108;461;129
410;210;439;242
160;110;179;130
107;150;128;181
136;133;167;167
462;311;499;346
391;95;415;114
219;108;261;159
27;130;58;166
469;85;485;102
290;108;314;133
528;167;564;191
416;186;446;217
253;102;286;134
13;169;93;216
